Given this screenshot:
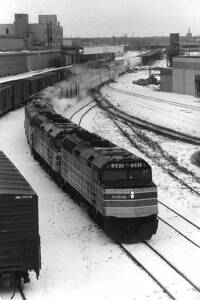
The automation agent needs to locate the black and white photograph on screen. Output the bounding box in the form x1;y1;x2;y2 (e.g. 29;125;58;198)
0;1;200;299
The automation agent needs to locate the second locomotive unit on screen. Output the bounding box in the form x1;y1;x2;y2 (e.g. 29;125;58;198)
25;95;158;242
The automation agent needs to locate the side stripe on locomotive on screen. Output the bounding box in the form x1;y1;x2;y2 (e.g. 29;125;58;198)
104;192;157;200
105;205;158;218
104;199;157;207
104;187;158;217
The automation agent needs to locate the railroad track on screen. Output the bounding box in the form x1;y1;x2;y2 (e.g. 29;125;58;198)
71;94;200;243
70;92;200;299
113;118;200;236
78;104;98;125
92;91;200;145
158;202;200;247
89;91;200;247
69;99;94;121
118;243;175;300
91;91;200;197
118;242;200;299
74;92;200;236
108;85;200;112
17;286;27;300
11;284;27;300
159;201;200;230
113;118;200;198
158;216;200;249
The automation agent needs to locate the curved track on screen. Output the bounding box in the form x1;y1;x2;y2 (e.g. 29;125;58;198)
113;118;200;197
93;91;200;145
71;93;200;240
69;99;94;121
78;103;98;125
91;91;200;198
65;93;200;298
112;119;200;244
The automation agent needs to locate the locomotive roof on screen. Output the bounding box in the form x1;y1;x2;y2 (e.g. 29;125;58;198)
0;151;37;197
25;102;40;120
62;130;145;169
29;101;79;139
26;101;146;169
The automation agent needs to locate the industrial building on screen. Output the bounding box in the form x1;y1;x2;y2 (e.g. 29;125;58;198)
0;14;63;51
172;56;200;97
160;56;200;97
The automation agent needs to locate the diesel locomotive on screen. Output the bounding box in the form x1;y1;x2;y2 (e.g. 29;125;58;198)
25;95;158;242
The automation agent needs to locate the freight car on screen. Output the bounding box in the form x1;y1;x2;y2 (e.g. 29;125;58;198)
25;96;158;242
0;84;12;115
0;59;129;119
0;151;40;287
0;66;70;116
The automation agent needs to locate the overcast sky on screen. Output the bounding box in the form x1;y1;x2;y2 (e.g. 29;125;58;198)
1;0;200;37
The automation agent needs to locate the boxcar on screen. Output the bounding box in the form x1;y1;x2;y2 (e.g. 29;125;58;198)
0;84;12;116
28;75;47;95
9;79;30;108
55;68;67;82
43;71;58;86
0;151;40;287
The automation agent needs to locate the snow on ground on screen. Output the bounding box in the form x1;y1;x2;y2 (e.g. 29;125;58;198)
101;71;200;138
0;110;170;300
1;57;200;299
55;92;200;226
53;59;200;299
54;95;200;298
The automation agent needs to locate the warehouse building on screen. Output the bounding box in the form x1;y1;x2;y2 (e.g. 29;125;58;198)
160;56;200;97
0;13;63;51
172;56;200;97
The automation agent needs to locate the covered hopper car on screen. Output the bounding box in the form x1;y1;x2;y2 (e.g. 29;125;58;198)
0;151;40;287
25;96;158;242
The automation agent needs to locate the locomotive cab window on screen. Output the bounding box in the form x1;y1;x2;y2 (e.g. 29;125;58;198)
128;168;152;180
101;165;152;182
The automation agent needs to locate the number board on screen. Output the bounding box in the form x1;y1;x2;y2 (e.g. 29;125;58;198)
106;162;144;169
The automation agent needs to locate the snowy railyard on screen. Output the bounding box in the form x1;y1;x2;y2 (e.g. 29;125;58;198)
1;61;200;299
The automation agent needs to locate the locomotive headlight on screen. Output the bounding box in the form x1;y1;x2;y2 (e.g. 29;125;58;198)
130;190;135;199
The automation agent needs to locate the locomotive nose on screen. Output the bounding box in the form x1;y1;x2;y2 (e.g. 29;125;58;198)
104;187;158;218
